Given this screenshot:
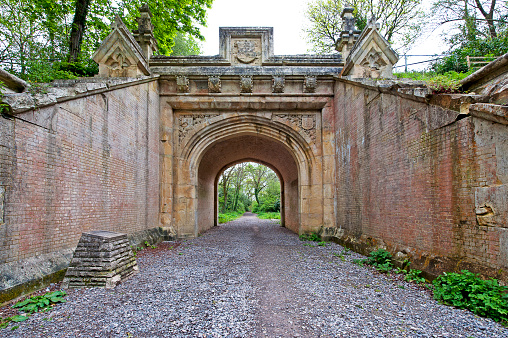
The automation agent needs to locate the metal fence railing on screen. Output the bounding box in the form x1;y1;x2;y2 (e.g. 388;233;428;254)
393;54;451;72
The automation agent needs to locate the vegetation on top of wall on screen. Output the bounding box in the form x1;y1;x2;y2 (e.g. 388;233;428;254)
394;70;471;94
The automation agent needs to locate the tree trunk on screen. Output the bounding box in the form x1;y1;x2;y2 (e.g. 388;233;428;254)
68;0;91;63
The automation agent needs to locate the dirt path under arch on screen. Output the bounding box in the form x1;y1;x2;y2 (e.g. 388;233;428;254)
3;215;507;337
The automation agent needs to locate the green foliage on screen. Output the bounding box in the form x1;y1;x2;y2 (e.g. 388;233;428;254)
430;33;508;74
299;232;321;242
404;269;426;284
170;32;202;56
121;0;213;56
256;212;281;220
144;241;156;249
433;270;508;323
367;248;393;273
395;70;471;94
12;290;67;314
352;258;368;266
218;212;242;224
317;241;327;246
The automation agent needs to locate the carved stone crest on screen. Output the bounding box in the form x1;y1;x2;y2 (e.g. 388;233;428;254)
304;76;317;93
178;114;219;143
208;76;221;93
272;76;285;93
272;113;317;142
240;76;253;93
176;75;189;93
233;39;260;64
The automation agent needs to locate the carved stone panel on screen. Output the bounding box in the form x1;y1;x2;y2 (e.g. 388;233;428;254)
272;76;285;93
231;38;262;66
240;76;253;93
208;76;221;93
304;76;317;93
178;114;219;144
272;114;317;142
176;75;189;93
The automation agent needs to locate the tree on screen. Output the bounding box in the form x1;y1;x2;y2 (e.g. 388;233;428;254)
429;1;508;73
304;0;425;53
219;167;234;213
170;32;202;56
121;0;213;55
432;0;507;42
245;163;277;205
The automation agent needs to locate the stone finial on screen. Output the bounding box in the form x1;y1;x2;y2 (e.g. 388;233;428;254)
132;4;158;59
240;76;253;93
208;76;221;93
341;6;355;32
336;6;361;59
92;15;151;77
340;19;399;79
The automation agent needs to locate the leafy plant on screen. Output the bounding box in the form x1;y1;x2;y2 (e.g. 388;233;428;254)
352;258;368;267
144;241;156;249
299;233;321;242
12;290;67;314
404;269;426;284
317;241;327;247
433;270;508;323
367;249;393;273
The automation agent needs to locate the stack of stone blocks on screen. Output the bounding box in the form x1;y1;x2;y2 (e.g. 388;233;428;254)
62;231;139;289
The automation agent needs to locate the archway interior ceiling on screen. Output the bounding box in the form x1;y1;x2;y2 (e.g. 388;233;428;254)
198;135;298;186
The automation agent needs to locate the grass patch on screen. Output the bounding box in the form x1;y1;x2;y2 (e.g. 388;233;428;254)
218;212;242;224
394;70;472;94
256;212;281;220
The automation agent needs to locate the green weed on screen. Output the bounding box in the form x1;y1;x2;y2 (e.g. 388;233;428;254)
299;233;321;242
433;270;508;324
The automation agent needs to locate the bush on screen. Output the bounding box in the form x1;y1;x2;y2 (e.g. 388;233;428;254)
367;248;393;273
433;270;508;323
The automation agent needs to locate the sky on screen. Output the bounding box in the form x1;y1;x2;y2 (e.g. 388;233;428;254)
198;0;450;71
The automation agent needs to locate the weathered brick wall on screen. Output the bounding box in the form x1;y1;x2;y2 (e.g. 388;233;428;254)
0;80;160;266
334;79;508;279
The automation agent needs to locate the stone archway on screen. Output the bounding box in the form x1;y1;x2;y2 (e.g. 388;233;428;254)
169;114;317;238
201;137;296;232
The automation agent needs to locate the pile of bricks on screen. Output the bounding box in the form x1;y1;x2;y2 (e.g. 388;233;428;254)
62;231;138;289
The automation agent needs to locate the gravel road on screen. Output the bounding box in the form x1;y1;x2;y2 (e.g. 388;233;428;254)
3;214;507;337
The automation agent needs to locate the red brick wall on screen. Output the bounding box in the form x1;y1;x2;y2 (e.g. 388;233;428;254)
0;80;159;264
334;80;507;276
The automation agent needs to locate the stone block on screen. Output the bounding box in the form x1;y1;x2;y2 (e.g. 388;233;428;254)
62;231;138;289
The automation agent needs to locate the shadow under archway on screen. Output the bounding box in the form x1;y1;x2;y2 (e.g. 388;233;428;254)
197;134;299;234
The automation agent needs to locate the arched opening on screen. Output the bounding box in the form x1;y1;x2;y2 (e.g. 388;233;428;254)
215;161;283;225
196;134;300;234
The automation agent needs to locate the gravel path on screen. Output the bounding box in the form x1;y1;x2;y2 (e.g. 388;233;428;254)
3;214;508;337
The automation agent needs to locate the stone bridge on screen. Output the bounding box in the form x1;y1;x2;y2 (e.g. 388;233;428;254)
0;8;507;302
